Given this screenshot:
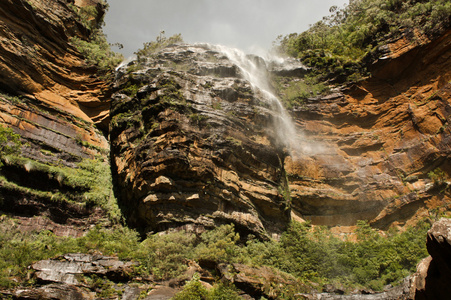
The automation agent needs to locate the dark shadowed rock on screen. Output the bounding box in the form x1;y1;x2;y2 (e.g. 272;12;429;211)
411;218;451;299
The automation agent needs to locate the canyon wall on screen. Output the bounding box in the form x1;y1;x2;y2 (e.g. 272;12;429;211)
287;29;451;231
110;45;291;238
0;0;113;236
1;0;450;239
110;29;450;237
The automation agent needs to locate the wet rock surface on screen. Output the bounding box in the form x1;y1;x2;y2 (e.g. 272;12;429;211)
111;44;292;238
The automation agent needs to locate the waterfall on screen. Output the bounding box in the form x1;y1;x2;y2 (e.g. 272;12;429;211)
210;44;301;156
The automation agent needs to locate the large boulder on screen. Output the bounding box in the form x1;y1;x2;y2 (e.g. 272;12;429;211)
411;218;451;299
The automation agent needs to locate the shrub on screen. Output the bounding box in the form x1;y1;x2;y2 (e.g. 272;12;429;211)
135;32;184;60
172;273;209;300
428;168;447;185
69;3;123;72
194;224;241;263
0;124;21;167
135;231;196;280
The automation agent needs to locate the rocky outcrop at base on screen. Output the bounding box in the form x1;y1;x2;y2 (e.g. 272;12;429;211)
411;218;451;299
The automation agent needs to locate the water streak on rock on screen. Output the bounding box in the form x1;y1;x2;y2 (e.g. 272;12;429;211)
210;44;302;156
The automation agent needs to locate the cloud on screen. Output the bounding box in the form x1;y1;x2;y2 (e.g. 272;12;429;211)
104;0;348;57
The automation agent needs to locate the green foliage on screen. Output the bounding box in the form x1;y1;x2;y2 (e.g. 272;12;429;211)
69;3;123;72
172;274;242;300
135;231;196;280
194;224;241;263
0;125;21;167
207;282;242;300
71;31;123;73
0;217;430;293
1;155;121;222
428;167;447;184
172;273;209;300
135;32;184;60
276;0;451;82
274;76;330;109
0;221;140;289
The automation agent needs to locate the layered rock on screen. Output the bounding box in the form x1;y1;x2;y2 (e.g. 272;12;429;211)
0;0;111;128
111;28;451;237
0;0;114;235
286;29;451;229
111;44;291;238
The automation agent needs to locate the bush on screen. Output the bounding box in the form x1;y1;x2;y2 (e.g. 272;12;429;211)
172;273;209;300
172;274;242;300
135;32;184;60
69;3;123;72
0;124;21;167
0;217;431;292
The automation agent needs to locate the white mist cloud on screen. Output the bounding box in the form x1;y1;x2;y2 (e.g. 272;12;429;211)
104;0;348;57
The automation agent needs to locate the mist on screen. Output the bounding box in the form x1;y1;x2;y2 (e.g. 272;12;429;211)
103;0;347;57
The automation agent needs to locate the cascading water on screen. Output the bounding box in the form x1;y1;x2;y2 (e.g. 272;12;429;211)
210;44;302;156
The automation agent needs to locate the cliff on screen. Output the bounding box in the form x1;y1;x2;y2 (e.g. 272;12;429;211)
111;44;291;238
0;0;451;298
0;0;114;236
287;29;451;231
110;28;451;238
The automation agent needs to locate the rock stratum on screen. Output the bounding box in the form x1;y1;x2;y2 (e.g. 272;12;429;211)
288;29;451;230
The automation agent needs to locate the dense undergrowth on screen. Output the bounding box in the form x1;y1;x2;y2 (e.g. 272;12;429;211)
0;218;430;295
276;0;451;82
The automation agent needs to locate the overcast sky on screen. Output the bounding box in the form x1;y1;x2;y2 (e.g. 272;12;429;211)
104;0;348;57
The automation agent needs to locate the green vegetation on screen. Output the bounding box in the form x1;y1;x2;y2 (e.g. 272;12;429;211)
276;0;451;82
172;274;242;300
69;2;123;72
135;32;184;60
0;125;21;168
428;167;447;185
0;219;430;294
0;155;121;222
274;76;330;109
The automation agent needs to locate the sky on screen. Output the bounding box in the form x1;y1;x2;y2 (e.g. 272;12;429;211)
104;0;348;58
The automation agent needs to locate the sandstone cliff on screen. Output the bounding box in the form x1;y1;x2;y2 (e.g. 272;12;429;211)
0;0;114;236
110;28;450;238
111;44;291;238
0;0;450;298
287;29;451;231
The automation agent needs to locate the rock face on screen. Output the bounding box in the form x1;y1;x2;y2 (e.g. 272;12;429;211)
32;253;136;285
0;0;113;236
0;0;111;127
111;44;291;238
411;218;451;299
286;29;451;229
111;28;451;237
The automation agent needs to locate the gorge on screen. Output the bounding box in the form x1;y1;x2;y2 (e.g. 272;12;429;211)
0;0;450;299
